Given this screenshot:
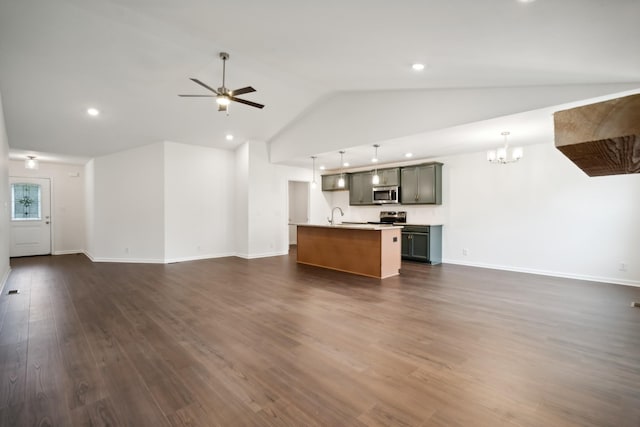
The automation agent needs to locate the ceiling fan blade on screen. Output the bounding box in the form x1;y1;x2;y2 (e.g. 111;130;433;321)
230;86;256;96
230;96;265;109
189;78;220;94
178;94;215;97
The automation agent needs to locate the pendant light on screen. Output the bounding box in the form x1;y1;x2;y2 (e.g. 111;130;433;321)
371;144;380;185
487;131;523;164
311;156;317;189
338;151;346;188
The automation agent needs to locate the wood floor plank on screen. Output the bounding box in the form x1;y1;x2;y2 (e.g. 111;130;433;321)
1;252;639;426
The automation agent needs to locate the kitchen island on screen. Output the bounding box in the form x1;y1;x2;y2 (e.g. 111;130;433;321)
296;224;403;279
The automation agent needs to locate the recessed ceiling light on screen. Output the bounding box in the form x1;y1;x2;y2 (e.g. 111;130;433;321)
372;158;378;163
87;108;100;116
319;165;326;170
405;152;413;158
517;0;535;3
412;63;425;71
225;134;234;141
343;162;350;167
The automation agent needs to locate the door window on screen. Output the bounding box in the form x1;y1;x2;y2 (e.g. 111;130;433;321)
11;183;42;220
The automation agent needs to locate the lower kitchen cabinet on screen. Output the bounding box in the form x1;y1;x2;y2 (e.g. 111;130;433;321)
401;225;442;264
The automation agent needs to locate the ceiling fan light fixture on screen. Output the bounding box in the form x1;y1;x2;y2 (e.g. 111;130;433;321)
216;95;231;106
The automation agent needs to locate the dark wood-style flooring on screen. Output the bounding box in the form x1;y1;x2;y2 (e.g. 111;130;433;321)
1;251;639;426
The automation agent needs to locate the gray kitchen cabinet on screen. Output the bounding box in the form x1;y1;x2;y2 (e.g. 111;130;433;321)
401;225;442;264
376;168;400;186
349;171;374;205
322;173;349;191
400;163;442;204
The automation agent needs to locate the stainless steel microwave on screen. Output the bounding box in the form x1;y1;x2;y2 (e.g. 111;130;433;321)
372;186;399;204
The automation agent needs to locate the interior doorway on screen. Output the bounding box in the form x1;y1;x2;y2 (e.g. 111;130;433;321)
288;181;310;245
9;177;52;257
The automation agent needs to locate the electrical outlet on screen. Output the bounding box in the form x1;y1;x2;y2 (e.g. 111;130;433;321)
619;262;627;272
462;248;468;256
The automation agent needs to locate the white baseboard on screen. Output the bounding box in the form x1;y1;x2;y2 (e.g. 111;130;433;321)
88;255;166;264
0;267;11;295
53;249;84;255
164;252;235;264
85;251;237;264
442;258;640;288
235;250;288;260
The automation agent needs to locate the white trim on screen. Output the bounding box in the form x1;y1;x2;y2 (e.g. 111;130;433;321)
90;258;166;264
53;249;84;255
442;258;640;288
0;267;11;295
235;250;288;260
164;252;235;264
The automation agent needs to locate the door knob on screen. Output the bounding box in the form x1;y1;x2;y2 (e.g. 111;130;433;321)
46;221;50;224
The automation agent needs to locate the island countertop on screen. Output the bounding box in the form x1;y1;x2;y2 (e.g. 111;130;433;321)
290;223;404;231
295;223;402;279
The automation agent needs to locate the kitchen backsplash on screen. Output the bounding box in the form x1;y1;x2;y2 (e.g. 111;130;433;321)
326;190;447;225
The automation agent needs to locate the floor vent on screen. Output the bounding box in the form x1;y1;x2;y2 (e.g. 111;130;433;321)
632;301;640;308
7;289;19;295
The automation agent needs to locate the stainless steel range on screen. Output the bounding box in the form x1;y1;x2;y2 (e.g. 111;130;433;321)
367;211;407;225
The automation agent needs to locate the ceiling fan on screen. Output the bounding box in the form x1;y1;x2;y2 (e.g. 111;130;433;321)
179;52;265;112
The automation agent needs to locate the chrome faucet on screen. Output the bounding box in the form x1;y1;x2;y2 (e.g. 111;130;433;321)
328;207;344;225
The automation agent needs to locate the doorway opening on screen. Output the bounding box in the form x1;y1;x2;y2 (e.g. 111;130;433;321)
288;181;310;246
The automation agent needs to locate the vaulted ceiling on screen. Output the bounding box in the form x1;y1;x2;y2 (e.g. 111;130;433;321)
1;0;639;168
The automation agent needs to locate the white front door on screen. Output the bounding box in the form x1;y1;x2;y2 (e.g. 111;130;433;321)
9;177;52;257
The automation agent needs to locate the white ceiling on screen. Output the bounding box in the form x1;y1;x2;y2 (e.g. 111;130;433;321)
1;0;639;167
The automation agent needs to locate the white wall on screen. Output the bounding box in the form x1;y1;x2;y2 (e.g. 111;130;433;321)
0;93;10;289
89;142;165;262
330;142;640;286
164;142;235;262
84;159;95;257
234;142;249;257
9;160;85;254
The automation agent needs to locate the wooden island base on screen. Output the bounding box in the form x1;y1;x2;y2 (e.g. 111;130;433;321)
296;225;402;279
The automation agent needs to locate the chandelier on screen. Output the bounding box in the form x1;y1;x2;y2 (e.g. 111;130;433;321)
487;132;523;164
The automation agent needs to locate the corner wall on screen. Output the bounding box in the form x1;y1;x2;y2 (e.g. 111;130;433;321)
0;93;10;289
236;140;329;259
89;142;165;262
164;142;235;262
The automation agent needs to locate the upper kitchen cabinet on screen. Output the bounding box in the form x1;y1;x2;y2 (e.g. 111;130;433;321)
400;163;443;204
322;174;350;191
376;168;400;186
349;171;374;205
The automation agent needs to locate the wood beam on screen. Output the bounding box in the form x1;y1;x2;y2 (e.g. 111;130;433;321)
554;94;640;176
